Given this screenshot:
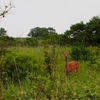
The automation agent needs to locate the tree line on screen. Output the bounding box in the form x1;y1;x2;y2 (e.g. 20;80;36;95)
61;16;100;46
1;16;100;46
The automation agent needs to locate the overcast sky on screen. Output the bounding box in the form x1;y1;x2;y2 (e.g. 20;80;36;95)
1;0;100;37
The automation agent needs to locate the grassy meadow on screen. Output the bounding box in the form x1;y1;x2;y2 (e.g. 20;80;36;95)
2;46;100;100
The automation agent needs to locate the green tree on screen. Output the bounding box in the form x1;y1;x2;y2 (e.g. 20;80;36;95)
61;16;100;46
27;27;57;38
64;21;86;45
85;16;100;45
0;28;7;36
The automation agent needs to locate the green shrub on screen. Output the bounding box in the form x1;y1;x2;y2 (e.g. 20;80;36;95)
87;46;100;70
25;38;38;47
70;45;90;61
4;52;37;82
88;46;100;62
71;46;100;70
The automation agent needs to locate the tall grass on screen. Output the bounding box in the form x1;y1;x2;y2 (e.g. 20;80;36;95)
2;46;100;99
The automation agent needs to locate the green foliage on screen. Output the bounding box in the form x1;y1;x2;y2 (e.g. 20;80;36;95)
44;34;59;45
70;45;90;61
0;46;100;99
25;38;38;47
28;27;57;38
27;44;59;99
62;16;100;46
88;46;100;70
0;35;12;99
43;42;57;76
0;36;39;47
71;46;100;70
0;27;7;36
0;36;16;46
4;52;37;82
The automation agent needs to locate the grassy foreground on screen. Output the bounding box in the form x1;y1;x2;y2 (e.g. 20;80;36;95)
2;46;100;100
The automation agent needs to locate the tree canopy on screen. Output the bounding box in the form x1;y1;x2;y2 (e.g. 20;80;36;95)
61;16;100;46
27;27;57;38
0;27;7;36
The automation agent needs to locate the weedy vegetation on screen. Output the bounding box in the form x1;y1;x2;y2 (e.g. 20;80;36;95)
0;44;100;100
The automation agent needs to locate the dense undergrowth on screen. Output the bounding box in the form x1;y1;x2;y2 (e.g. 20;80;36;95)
0;45;100;100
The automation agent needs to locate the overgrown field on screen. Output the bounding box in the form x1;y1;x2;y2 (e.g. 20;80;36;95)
1;46;100;100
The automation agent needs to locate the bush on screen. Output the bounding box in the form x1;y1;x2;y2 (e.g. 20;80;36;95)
88;46;100;62
87;46;100;70
0;36;16;46
70;45;90;61
4;52;37;82
25;38;38;47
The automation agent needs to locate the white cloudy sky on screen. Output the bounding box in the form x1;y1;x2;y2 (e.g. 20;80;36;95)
0;0;100;37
